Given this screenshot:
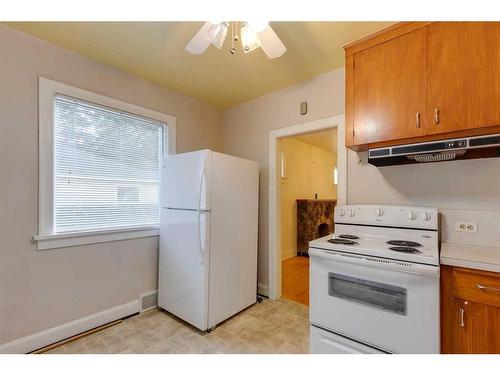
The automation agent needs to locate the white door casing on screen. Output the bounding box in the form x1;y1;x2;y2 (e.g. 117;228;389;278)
268;114;347;300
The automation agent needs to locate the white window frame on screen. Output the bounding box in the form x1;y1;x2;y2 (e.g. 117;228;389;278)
34;77;176;251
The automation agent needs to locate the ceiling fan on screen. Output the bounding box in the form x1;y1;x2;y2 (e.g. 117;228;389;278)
185;21;287;59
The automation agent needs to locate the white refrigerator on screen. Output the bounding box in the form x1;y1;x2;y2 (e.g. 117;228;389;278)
158;149;259;331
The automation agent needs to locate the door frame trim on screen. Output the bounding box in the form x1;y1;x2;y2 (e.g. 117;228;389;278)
268;114;347;300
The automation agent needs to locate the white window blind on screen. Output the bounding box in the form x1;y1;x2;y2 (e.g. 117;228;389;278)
54;95;166;233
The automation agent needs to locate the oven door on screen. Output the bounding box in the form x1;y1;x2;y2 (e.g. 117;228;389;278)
309;248;440;354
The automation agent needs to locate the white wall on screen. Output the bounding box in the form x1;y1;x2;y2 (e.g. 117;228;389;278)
348;153;500;210
222;67;500;294
223;69;345;289
0;24;222;346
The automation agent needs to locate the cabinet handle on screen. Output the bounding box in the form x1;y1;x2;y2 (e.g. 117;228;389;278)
434;108;440;125
415;112;421;128
459;307;465;327
477;284;500;293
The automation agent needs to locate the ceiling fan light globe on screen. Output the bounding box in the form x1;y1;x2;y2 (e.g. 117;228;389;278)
258;25;287;59
240;23;262;54
208;20;224;26
247;21;269;33
185;22;213;54
206;22;228;49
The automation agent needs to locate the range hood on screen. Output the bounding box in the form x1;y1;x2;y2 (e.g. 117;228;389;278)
368;133;500;167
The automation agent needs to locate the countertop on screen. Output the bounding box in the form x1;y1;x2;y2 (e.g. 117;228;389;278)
440;242;500;273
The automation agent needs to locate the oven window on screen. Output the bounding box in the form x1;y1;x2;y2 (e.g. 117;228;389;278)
328;273;407;315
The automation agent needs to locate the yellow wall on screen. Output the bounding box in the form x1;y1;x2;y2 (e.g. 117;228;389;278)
280;137;337;260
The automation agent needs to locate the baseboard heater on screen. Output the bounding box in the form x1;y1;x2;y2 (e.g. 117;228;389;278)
368;133;500;166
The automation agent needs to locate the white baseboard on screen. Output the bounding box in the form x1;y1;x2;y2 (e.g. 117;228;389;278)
0;300;140;354
257;283;269;297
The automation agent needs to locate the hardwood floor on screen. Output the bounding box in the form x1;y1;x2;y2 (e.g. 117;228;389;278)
282;256;309;306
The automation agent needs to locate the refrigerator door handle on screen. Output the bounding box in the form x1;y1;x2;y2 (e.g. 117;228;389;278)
198;160;207;211
197;159;208;265
198;211;206;265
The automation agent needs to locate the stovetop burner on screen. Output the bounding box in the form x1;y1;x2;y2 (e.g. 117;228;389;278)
337;234;360;240
388;246;422;254
328;238;358;246
386;240;422;247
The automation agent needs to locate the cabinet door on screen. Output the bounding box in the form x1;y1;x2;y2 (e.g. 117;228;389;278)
451;299;473;353
427;22;500;134
459;300;500;354
442;266;500;354
353;28;427;145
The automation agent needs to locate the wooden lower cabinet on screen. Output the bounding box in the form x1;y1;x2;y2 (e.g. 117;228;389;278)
441;265;500;353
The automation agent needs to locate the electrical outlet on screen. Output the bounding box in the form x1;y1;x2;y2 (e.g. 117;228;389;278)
455;222;478;233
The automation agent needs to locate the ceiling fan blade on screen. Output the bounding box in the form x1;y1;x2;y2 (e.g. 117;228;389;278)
258;26;287;59
185;22;212;54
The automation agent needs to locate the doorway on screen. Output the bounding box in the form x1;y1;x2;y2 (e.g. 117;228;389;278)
279;128;338;305
268;115;346;301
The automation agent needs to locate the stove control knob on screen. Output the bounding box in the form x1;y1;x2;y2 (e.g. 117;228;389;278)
423;212;432;221
408;211;417;220
339;208;346;217
349;209;356;217
376;208;384;217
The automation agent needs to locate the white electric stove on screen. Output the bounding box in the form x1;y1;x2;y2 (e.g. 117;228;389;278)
309;205;440;354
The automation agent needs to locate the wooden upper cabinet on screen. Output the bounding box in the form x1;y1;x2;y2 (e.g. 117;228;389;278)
426;23;472;134
427;22;500;135
345;21;500;150
352;28;427;145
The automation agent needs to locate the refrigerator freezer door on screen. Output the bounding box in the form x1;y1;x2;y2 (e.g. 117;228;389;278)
158;208;210;331
161;150;211;210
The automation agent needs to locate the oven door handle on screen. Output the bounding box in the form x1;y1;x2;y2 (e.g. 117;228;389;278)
310;248;440;277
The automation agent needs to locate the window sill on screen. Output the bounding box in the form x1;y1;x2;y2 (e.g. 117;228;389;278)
33;226;160;251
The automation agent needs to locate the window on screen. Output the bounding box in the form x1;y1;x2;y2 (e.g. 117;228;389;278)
35;78;176;250
54;96;165;233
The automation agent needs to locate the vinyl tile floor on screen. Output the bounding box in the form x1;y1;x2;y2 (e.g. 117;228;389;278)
45;299;309;354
